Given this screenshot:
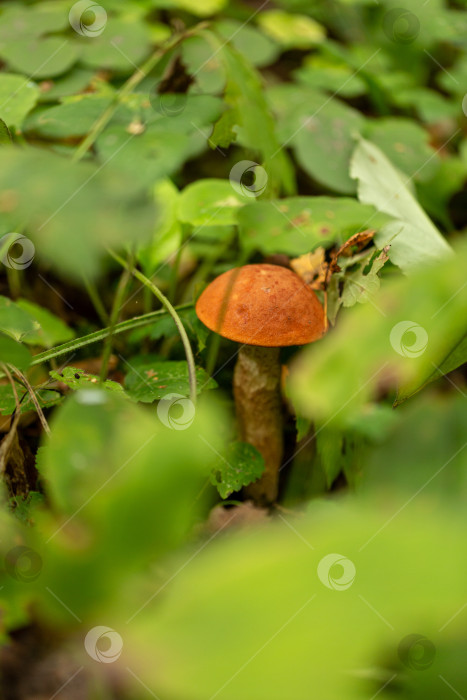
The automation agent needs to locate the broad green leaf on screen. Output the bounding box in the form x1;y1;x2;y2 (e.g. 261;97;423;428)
0;384;62;417
32;391;226;621
124;357;216;402
0;147;155;280
238;197;389;256
0;3;69;40
24;96;119;138
126;497;467;699
258;10;326;49
49;367;126;396
0;119;12;144
350;137;452;272
137;179;182;276
215;20;279;67
0;332;31;371
78;18;152;74
364;118;439;182
178;179;250;227
0;37;78;79
395;332;467;405
150;0;227;16
391;87;458;124
295;54;366;97
210;442;265;498
0;74;39;130
205;32;295;197
16;299;74;347
267;84;365;193
340;248;389;308
37;68;96;103
288;243;467;424
0;297;37;341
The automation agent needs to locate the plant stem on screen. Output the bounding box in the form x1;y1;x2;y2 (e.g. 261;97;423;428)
82;274;109;325
30;303;193;368
71;23;208;164
99;255;134;382
108;250;198;404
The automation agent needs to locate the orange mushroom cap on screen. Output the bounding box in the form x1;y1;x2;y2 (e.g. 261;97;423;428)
195;264;326;347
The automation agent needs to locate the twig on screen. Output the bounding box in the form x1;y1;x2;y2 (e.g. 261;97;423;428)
9;367;51;436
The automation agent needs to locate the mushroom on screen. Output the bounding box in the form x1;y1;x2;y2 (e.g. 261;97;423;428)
195;263;325;504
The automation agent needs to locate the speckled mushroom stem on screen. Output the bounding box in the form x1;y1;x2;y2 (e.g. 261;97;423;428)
233;345;283;504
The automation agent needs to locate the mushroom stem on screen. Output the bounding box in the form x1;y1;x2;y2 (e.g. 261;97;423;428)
233;345;283;504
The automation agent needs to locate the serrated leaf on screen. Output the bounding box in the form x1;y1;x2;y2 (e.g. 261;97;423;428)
50;367;126;396
350;137;452;273
0;384;62;417
210;442;265;498
341;248;389;308
124;357;216;402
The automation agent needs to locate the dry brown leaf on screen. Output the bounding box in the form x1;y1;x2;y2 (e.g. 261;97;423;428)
335;229;376;258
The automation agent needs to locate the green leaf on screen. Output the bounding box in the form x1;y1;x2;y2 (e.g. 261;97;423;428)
0;147;155;280
78;18;152;74
0;3;69;40
0;37;78;79
124;357;217;402
24;95;118;138
137;179;182;276
210;442;265;498
238;197;389;256
16;300;74;348
364;118;439;182
0;333;31;371
295;54;366;98
215;20;279;67
0;119;12;144
151;0;227;16
0;297;37;342
0;384;62;417
178;179;250;227
268;84;365;194
258;10;326;49
34;391;227;621
205;33;295;197
0;74;39;130
127;497;467;699
340;248;389;308
49;367;126;396
288;242;467;425
350;137;452;273
395;332;467;405
37;68;96;103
